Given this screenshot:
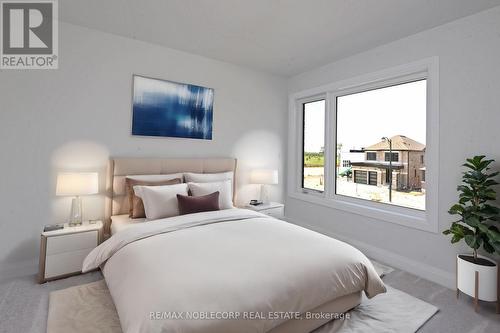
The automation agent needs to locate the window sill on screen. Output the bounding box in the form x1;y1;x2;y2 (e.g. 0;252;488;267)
288;190;437;233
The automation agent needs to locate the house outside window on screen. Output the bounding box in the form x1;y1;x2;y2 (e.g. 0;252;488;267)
336;79;427;211
347;135;425;201
366;152;376;160
384;152;399;162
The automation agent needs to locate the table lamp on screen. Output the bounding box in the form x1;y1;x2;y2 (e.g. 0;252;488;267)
250;169;278;204
56;172;98;226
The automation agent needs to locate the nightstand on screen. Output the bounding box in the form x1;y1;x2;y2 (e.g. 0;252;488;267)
244;202;285;219
38;221;103;283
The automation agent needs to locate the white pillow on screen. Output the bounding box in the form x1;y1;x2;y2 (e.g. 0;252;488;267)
188;180;233;209
184;171;233;184
133;183;188;220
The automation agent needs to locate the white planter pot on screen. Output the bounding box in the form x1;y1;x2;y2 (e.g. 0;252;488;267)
456;254;498;302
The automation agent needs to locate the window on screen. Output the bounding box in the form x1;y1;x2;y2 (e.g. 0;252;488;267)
354;170;367;184
336;80;426;210
366;152;376;161
368;171;378;185
289;58;438;232
384;152;399;162
302;99;325;192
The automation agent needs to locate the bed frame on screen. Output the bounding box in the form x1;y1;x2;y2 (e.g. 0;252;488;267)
104;157;237;235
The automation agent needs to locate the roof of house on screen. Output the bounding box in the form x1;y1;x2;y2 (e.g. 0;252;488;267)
364;135;425;151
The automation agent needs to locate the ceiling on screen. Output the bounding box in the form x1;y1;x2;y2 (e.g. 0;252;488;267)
60;0;500;76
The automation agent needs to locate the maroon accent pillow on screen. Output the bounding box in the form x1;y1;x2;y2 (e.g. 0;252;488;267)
177;191;220;215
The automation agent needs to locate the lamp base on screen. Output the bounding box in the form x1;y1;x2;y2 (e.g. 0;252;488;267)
69;196;83;226
260;185;271;204
68;221;83;227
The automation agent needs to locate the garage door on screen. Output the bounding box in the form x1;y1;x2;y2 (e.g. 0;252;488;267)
354;170;367;184
368;171;377;185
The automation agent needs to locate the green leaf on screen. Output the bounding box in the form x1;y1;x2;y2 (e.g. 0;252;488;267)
483;179;499;187
477;159;494;171
466;156;486;170
459;197;469;205
451;234;463;244
464;234;482;249
474;211;496;219
482;238;495;253
486;227;500;242
453;222;473;235
448;204;464;215
464;216;480;228
464;234;474;247
491;241;500;254
477;223;490;234
457;185;472;193
481;204;499;214
486;171;499;178
462;163;476;170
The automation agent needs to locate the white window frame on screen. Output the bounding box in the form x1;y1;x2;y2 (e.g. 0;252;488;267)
288;57;439;233
298;94;328;193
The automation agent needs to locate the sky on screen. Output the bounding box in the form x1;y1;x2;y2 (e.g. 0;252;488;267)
304;80;427;152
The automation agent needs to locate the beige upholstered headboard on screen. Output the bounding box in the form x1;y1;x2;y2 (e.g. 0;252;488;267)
104;157;237;234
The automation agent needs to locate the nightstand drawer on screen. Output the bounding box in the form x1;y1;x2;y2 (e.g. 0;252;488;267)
46;231;98;255
45;248;93;279
263;207;284;218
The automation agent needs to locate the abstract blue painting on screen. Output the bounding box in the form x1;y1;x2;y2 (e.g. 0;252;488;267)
132;75;214;140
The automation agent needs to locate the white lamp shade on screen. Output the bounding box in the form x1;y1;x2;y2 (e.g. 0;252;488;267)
250;169;278;185
56;172;99;196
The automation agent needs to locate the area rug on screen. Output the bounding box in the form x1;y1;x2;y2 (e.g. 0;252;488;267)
371;259;395;278
47;262;437;333
47;280;121;333
314;285;438;333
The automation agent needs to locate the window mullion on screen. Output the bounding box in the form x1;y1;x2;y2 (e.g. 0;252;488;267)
296;99;305;193
324;92;336;198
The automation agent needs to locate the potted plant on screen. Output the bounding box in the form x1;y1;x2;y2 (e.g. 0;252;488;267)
443;155;500;312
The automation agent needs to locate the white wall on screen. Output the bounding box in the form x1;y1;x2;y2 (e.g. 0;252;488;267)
287;7;500;288
0;22;287;278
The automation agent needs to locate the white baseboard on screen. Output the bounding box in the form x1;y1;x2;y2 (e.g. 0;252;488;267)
285;217;455;289
0;259;38;282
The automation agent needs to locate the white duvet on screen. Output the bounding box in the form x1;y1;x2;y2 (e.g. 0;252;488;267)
83;209;385;333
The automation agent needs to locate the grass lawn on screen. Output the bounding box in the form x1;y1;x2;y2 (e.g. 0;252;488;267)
304;152;324;167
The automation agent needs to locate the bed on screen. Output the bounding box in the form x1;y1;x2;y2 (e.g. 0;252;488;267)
85;157;385;333
110;214;146;235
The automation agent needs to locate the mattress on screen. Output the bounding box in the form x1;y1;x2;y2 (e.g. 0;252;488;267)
110;214;146;235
